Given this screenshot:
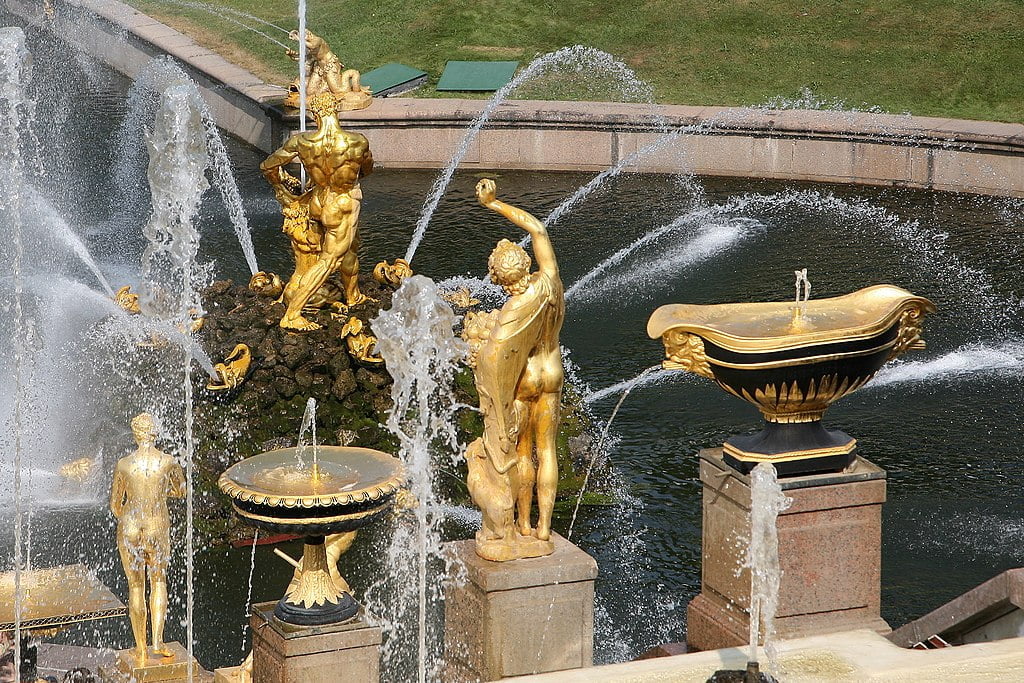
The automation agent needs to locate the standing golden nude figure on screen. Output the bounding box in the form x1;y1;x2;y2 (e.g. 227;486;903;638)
462;179;565;562
110;413;185;665
261;93;375;331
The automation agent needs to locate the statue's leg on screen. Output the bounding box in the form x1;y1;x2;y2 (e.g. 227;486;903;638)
281;198;356;330
514;399;536;536
534;391;560;541
119;540;148;663
339;211;372;306
149;561;173;657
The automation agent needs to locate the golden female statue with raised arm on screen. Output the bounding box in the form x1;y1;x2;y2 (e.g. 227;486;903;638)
261;93;374;331
110;413;185;665
463;179;565;561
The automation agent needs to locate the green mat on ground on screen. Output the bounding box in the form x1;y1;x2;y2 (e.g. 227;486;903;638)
361;63;428;96
436;60;519;91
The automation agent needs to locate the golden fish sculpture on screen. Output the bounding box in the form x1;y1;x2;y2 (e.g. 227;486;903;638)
114;285;141;314
207;343;252;391
59;456;99;484
341;317;383;364
248;271;284;299
373;258;414;287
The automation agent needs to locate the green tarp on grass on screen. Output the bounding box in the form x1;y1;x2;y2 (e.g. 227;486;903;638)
436;61;519;91
361;63;428;96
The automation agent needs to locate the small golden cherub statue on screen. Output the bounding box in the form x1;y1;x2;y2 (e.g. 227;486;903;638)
461;179;565;562
207;343;251;391
283;29;372;112
373;258;413;287
248;271;284;298
110;413;185;665
340;317;383;363
114;285;141;314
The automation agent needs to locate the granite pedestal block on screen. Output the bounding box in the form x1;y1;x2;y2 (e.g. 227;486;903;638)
444;532;597;681
687;449;890;652
250;602;381;683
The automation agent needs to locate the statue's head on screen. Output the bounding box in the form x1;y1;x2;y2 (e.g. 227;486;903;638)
488;239;531;294
130;413;158;445
309;93;337;123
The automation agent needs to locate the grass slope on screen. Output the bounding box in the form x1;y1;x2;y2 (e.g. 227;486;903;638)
128;0;1024;122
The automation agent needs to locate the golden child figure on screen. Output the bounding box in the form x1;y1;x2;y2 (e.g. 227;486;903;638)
110;413;185;664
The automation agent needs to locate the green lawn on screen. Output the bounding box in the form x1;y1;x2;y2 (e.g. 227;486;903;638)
128;0;1024;123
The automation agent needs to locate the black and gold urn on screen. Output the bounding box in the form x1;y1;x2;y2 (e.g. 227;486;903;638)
219;446;405;625
647;285;935;476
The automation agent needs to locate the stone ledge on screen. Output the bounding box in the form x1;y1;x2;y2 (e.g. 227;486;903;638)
450;532;598;592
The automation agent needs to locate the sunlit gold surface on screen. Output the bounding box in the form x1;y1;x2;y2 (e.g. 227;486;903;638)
207;343;251;391
442;286;481;309
0;564;126;632
114;285;141;314
647;285;935;353
648;285;936;424
262;93;375;331
110;413;185;664
218;446;405;509
373;258;413;286
248;271;284;298
723;439;857;463
461;179;564;561
340;316;383;363
221;447;403;624
116;641;199;682
282;30;372;112
58;456;99;484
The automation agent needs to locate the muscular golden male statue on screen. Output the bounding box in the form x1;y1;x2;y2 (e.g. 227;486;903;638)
261;93;374;331
466;179;565;561
110;413;185;664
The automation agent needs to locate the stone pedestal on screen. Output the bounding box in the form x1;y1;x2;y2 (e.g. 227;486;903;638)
250;602;382;683
444;532;598;681
115;642;205;682
687;448;890;652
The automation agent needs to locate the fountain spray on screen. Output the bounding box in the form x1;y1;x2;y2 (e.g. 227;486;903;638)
0;26;31;683
140;81;211;683
371;275;466;682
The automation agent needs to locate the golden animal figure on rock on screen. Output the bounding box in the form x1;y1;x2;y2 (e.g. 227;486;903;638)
262;93;375;331
109;413;185;666
341;316;383;364
207;343;252;391
462;179;565;562
283;29;372;112
373;258;413;287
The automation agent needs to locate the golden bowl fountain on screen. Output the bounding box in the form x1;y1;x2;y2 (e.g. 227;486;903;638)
648;284;935;476
219;446;405;625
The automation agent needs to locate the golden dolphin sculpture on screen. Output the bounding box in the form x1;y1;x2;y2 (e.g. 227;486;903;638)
207;343;252;391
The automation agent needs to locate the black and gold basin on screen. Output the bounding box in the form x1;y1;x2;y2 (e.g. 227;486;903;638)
647;285;935;476
219;446;405;625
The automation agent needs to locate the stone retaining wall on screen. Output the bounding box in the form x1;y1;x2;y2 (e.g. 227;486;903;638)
7;0;1024;198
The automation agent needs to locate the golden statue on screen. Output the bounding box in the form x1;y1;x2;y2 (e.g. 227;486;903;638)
248;271;283;298
114;285;141;314
462;179;565;561
207;343;252;391
110;413;185;665
341;317;383;363
59;456;99;484
373;258;413;287
262;93;375;331
283;30;372;112
442;286;481;309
